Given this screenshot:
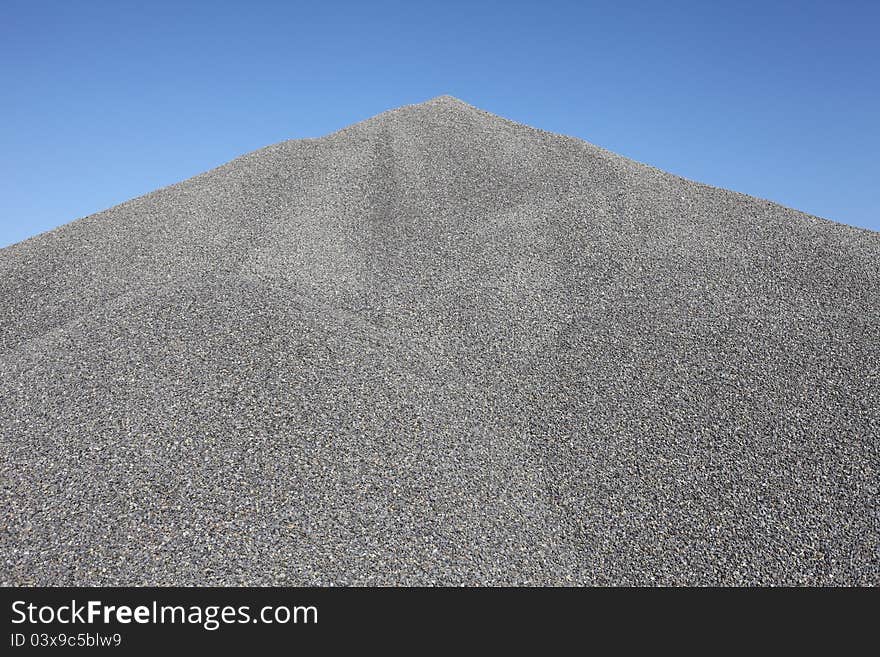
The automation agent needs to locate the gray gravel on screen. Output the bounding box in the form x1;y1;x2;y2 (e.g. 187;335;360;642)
1;96;878;585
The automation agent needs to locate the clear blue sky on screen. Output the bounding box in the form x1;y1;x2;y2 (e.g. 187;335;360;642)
2;0;878;247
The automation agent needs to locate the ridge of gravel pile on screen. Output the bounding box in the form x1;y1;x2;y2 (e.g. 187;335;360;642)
1;96;878;585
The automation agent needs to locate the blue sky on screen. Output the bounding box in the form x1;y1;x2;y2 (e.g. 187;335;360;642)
2;0;878;247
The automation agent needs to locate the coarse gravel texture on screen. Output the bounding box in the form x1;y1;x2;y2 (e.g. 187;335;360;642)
1;96;878;586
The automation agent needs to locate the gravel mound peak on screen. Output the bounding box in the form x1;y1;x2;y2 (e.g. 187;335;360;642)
1;97;878;585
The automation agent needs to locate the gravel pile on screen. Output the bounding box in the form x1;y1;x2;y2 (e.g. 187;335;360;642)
1;96;878;585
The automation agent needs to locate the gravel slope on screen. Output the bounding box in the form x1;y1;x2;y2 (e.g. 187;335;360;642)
1;96;878;585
